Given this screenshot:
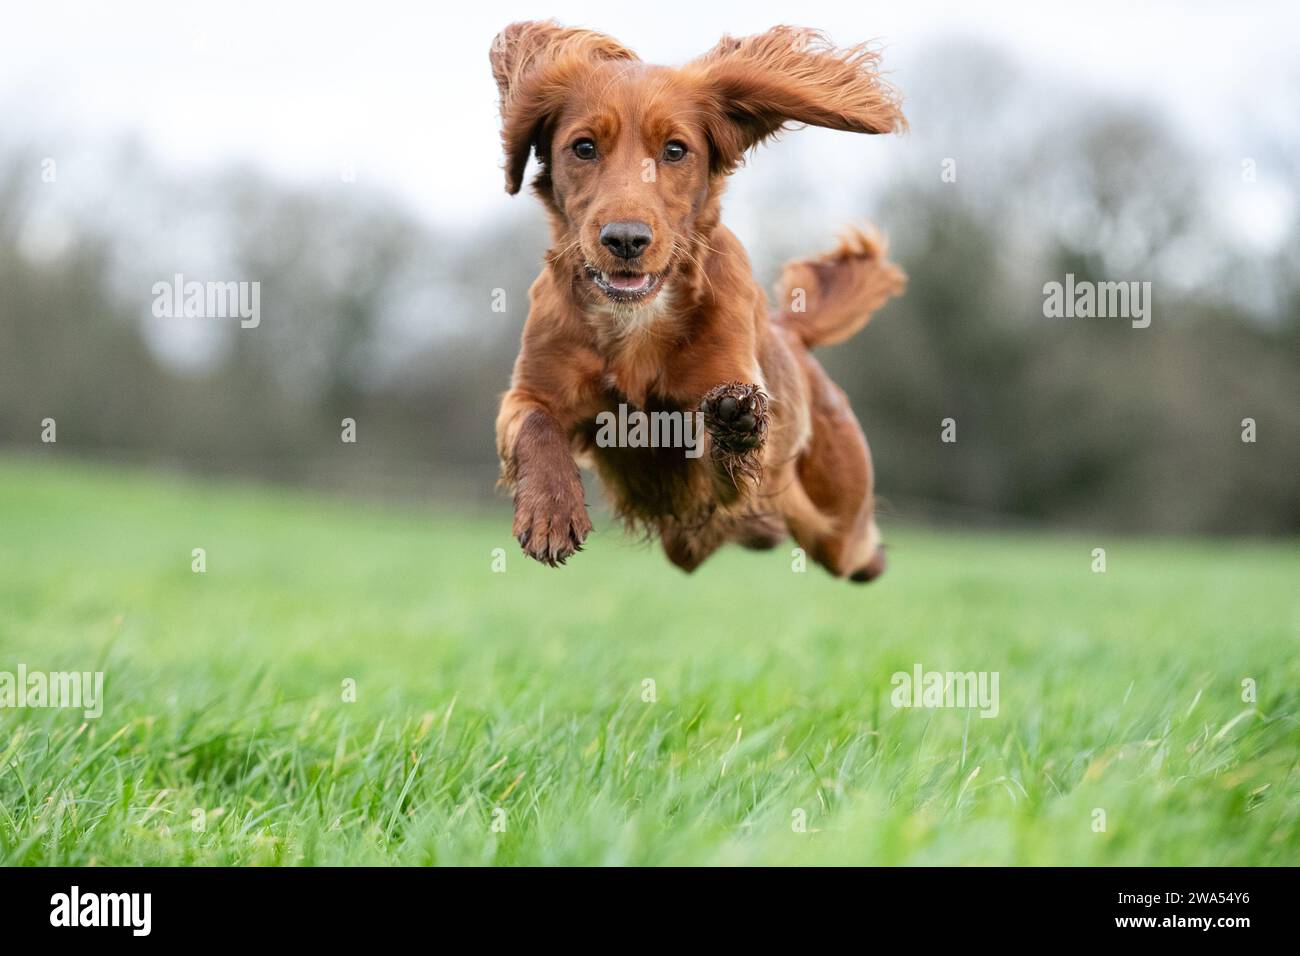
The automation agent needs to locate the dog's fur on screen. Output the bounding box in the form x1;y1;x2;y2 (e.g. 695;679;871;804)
491;21;906;580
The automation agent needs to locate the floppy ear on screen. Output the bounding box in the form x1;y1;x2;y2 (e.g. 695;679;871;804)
689;26;906;174
489;20;639;194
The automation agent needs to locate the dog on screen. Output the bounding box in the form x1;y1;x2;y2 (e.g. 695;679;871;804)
490;21;906;580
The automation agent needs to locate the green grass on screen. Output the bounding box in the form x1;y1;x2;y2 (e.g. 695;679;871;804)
0;455;1297;866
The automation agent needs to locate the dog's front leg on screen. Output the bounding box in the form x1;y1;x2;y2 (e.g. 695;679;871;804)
699;381;770;501
497;392;592;566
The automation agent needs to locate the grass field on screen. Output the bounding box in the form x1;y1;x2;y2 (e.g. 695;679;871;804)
1;455;1297;866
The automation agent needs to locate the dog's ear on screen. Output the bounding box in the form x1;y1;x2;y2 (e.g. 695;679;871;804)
490;20;638;194
689;26;905;174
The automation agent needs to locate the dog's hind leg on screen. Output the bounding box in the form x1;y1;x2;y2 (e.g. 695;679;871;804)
660;512;733;573
734;511;786;550
784;356;886;583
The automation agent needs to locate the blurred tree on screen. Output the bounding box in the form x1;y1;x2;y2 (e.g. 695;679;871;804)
1;41;1296;533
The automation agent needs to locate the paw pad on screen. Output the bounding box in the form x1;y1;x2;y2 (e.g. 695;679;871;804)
701;382;769;452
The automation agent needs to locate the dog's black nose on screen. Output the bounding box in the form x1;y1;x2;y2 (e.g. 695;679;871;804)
599;220;653;260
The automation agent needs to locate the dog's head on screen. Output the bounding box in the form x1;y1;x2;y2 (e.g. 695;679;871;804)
490;22;905;309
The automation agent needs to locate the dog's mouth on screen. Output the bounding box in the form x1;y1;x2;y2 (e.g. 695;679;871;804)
585;266;664;303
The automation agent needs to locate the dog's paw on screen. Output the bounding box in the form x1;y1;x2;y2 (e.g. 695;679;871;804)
512;485;592;567
700;382;769;453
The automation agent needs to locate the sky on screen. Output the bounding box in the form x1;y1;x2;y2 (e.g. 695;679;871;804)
2;0;1296;231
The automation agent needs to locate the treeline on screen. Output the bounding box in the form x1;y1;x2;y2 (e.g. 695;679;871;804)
1;45;1297;533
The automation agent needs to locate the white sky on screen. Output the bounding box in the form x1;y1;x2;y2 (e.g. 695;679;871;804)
2;0;1295;229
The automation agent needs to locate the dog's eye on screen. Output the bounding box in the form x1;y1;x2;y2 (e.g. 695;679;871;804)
573;138;598;160
663;141;687;162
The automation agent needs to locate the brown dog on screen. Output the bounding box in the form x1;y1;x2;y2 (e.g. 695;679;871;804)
491;21;906;580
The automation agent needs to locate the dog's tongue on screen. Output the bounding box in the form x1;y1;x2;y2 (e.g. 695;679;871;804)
607;272;651;292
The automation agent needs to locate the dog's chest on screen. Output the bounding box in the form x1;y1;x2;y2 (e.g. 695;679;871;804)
588;294;689;406
577;388;703;520
599;335;671;408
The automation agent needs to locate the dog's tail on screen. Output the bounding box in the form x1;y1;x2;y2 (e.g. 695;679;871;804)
773;225;906;348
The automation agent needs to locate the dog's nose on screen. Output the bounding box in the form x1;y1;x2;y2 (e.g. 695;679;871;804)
599;220;653;260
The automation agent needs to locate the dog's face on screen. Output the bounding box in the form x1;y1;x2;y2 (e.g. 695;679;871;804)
546;63;711;305
490;22;905;310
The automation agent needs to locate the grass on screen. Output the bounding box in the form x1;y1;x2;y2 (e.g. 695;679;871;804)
0;454;1297;866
